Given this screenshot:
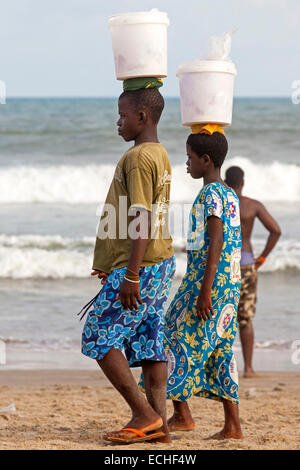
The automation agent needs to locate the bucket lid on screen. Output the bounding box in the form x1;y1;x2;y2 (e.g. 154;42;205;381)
108;9;170;27
177;60;237;76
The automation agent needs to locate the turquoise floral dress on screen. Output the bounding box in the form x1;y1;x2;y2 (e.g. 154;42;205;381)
165;182;242;404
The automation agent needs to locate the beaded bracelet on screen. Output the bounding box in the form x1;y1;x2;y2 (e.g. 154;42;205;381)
126;267;139;276
125;267;140;282
125;272;140;279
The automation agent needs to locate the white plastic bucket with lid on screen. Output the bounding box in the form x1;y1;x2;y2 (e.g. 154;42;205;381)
108;9;169;80
177;60;237;127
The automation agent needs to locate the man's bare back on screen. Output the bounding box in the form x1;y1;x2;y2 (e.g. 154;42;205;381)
225;166;281;377
239;195;281;259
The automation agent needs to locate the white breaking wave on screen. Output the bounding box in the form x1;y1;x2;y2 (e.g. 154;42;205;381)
223;157;300;202
0;234;300;279
0;336;78;351
1;157;300;203
0;234;93;279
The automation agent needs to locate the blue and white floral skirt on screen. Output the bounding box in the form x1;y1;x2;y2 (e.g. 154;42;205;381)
81;256;176;367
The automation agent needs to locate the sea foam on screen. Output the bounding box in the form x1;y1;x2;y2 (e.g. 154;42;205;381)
0;234;299;279
1;157;300;204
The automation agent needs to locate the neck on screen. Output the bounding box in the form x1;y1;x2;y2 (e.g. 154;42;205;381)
234;187;242;197
135;127;159;146
203;167;222;186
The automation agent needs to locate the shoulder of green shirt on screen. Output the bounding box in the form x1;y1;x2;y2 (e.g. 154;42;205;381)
123;142;167;174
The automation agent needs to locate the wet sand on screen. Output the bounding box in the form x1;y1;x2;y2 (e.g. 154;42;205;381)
0;369;299;450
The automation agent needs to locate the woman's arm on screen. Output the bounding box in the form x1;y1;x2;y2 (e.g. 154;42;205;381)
196;216;224;321
118;210;151;310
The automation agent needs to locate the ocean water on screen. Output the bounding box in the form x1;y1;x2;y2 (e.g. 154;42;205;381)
0;97;300;371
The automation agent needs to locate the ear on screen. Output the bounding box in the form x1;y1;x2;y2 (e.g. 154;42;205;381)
202;154;211;165
138;110;147;123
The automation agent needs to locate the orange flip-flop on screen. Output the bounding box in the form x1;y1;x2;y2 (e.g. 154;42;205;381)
104;427;165;444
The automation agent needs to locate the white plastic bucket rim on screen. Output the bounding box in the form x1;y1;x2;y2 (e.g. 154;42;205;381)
177;60;237;76
108;9;170;27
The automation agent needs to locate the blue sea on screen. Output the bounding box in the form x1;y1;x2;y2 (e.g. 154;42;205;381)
0;97;300;371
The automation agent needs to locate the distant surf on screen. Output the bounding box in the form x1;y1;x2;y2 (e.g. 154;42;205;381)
1;233;299;279
1;157;299;204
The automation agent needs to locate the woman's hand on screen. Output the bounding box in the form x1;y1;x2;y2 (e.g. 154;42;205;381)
118;279;143;311
196;288;213;322
91;270;109;285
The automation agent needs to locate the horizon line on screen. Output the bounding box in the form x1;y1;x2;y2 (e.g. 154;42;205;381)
5;95;291;100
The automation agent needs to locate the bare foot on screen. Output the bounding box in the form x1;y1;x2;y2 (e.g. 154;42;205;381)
152;433;172;444
208;428;244;440
243;370;260;378
167;414;195;432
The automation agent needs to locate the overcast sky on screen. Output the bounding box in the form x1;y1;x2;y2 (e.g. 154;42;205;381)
1;0;299;97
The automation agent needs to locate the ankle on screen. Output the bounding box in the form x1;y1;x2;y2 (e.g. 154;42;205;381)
132;404;159;421
173;408;194;423
224;419;242;432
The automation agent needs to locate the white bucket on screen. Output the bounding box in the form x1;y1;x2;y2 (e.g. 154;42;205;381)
177;60;237;127
108;9;169;80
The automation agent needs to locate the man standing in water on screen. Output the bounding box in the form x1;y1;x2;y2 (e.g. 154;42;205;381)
225;166;281;377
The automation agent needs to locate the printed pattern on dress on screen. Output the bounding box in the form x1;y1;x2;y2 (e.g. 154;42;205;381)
163;182;242;404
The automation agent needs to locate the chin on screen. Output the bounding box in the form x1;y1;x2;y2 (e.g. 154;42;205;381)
121;135;133;142
189;173;201;179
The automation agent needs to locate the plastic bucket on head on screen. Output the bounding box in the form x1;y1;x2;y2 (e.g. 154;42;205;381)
177;60;237;127
108;9;169;80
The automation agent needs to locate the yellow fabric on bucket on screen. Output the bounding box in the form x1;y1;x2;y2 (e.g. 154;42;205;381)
190;123;225;136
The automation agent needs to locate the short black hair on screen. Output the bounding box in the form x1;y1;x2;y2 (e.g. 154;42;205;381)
186;132;228;168
119;88;164;124
225;166;244;188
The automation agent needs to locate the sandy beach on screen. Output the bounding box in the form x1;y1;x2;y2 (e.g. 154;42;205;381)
0;369;299;450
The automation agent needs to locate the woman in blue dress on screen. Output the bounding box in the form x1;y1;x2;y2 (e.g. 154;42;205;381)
165;128;243;440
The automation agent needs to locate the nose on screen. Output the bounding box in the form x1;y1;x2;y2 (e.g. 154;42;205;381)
117;117;121;126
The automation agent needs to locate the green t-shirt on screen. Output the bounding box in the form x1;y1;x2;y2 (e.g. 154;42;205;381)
93;142;174;273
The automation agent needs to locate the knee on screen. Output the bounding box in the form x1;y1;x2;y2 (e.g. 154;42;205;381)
238;319;252;331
